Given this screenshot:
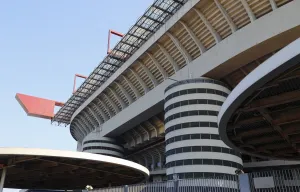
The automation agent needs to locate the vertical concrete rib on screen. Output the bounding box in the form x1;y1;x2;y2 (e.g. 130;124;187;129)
77;119;90;135
214;0;237;32
126;132;137;147
108;87;126;109
135;127;146;142
156;149;162;168
83;111;98;128
122;75;141;99
79;115;93;133
140;124;150;140
166;32;192;64
73;128;84;141
269;0;277;10
193;8;221;43
157;44;180;72
146;52;168;79
178;21;206;55
95;98;114;118
73;121;87;136
73;131;82;141
239;0;256;22
129;68;149;94
87;107;103;125
77;132;83;141
132;128;143;143
147;120;158;137
72;124;84;140
103;93;120;113
114;82;133;104
91;102;109;121
143;155;148;168
148;152;155;170
137;61;158;87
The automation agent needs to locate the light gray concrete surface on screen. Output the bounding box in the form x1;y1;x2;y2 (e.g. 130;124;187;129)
97;1;300;137
71;0;200;121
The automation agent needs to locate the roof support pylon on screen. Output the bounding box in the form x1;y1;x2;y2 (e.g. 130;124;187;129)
0;167;7;192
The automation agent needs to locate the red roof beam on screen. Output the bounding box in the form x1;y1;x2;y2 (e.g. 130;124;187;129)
107;29;124;54
73;74;87;94
15;93;64;120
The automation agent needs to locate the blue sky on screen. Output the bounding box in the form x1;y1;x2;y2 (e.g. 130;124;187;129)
0;0;153;191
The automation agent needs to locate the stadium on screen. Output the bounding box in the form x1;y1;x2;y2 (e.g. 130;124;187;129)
14;0;300;191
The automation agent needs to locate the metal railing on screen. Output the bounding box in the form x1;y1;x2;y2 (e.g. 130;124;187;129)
92;175;239;192
248;168;300;192
91;168;300;192
128;181;174;192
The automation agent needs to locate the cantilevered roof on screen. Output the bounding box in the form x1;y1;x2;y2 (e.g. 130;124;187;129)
0;148;149;189
218;38;300;160
52;0;188;125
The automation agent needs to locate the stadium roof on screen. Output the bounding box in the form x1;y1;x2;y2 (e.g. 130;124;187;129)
0;148;149;189
52;0;188;125
218;38;300;160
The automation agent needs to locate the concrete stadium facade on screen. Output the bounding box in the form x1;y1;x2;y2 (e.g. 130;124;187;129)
164;78;242;180
58;0;300;182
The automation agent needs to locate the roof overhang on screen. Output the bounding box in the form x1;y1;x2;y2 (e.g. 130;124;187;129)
218;37;300;160
0;148;149;189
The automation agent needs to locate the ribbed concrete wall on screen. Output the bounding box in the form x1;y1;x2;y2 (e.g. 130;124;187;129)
82;132;124;158
164;78;242;180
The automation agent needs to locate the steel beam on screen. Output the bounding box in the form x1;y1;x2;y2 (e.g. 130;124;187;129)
242;91;300;112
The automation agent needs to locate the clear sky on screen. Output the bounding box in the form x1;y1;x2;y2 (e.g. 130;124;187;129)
0;0;153;191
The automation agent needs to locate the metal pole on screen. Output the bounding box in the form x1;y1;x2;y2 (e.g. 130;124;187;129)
238;173;251;192
0;167;7;192
124;185;128;192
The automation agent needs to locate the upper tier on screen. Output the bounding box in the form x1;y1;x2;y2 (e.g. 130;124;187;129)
66;0;300;141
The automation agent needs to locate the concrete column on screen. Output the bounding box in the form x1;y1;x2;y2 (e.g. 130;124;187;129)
164;78;243;190
0;168;7;192
239;174;251;192
124;185;128;192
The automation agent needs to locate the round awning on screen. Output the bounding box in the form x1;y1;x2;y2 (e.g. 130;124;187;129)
0;148;149;190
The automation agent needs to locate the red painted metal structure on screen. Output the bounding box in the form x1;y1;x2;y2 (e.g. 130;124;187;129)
107;29;124;54
15;93;64;120
73;74;87;93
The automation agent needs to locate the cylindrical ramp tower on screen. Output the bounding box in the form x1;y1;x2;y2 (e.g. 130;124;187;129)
164;78;243;182
82;132;124;158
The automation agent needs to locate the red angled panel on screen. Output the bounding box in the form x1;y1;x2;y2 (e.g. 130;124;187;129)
16;93;63;120
107;29;124;54
73;74;87;94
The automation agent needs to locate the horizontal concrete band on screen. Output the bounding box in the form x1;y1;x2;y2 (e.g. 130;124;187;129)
96;1;300;137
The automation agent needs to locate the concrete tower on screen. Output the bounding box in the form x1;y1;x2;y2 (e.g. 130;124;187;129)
81;131;124;158
164;78;242;181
